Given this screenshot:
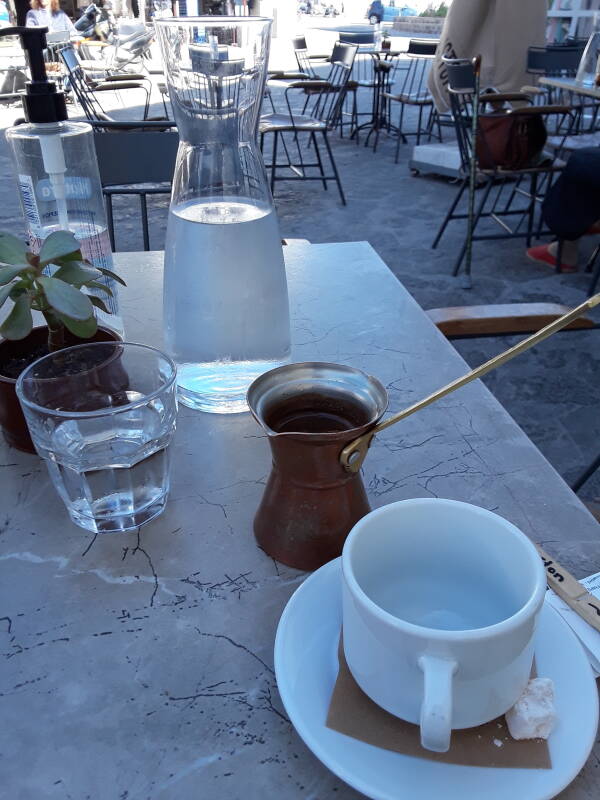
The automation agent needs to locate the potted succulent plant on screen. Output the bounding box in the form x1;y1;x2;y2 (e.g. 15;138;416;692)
381;30;391;51
0;230;125;452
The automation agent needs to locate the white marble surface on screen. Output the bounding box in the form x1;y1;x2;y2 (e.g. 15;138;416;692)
539;76;600;101
1;242;598;799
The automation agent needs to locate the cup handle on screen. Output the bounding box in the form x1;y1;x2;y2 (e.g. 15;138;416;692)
418;655;458;753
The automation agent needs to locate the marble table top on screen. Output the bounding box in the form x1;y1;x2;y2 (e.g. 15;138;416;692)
1;242;598;799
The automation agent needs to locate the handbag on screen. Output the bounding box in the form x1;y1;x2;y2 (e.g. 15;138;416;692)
476;110;547;171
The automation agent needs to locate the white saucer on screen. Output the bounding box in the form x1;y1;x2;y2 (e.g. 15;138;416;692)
274;558;599;800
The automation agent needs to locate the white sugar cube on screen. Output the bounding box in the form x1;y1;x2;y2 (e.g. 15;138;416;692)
505;678;556;740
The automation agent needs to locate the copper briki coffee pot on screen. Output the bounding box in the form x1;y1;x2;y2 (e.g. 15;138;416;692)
248;294;600;571
247;363;387;571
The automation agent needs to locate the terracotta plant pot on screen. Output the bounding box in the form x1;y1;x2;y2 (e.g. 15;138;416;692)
0;326;121;454
382;39;391;51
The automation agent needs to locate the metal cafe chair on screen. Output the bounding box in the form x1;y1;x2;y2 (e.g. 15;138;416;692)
526;45;583;77
522;44;593;133
45;30;70;66
346;48;378;141
90;120;178;251
383;38;441;163
59;44;151;122
432;56;573;283
523;44;584;101
337;30;395;141
290;35;330;79
259;42;358;205
268;37;359;140
427;301;599;515
268;35;330;82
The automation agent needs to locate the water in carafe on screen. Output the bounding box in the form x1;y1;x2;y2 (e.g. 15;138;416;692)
164;197;290;412
156;19;291;413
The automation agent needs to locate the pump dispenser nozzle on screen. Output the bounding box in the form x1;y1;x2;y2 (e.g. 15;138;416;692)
0;26;67;123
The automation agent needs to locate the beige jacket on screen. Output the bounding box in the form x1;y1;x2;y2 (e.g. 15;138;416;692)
427;0;547;112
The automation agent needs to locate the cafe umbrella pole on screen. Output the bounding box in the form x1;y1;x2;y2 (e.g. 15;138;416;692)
462;55;482;291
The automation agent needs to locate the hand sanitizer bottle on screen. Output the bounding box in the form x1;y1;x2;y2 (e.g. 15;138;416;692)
1;26;123;336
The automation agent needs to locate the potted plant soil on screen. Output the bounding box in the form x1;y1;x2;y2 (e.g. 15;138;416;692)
0;230;126;453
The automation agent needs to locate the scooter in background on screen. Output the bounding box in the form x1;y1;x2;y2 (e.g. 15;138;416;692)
76;13;155;74
74;3;117;42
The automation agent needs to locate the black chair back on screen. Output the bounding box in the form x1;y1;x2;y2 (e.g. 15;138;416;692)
442;56;477;170
293;36;317;78
393;39;437;101
45;30;70;63
407;38;438;57
339;30;375;46
445;58;477;94
527;45;583;77
93;130;179;186
92;123;179;250
330;41;358;70
306;42;358;129
59;45;109;122
352;51;377;88
186;45;244;113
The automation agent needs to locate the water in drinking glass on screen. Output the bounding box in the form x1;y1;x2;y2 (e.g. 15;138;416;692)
17;342;178;535
46;407;172;533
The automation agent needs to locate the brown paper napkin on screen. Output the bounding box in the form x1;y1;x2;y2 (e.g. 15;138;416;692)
326;637;551;769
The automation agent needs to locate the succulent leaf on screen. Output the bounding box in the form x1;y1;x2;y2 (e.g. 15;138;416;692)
0;265;24;286
89;295;110;314
0;294;33;340
37;275;94;321
96;266;126;287
0;233;28;266
0;282;14;309
53;261;101;287
39;231;81;265
86;280;114;298
57;313;98;339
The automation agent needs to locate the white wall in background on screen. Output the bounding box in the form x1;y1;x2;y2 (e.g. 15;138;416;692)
261;0;297;38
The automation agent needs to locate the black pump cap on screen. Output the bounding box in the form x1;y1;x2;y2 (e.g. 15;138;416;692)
0;26;67;123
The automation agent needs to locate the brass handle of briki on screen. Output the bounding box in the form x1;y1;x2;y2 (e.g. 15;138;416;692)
340;293;600;473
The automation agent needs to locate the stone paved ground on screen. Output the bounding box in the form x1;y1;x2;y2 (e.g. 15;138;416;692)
0;41;598;506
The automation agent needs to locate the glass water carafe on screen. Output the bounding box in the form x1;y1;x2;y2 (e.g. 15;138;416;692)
576;12;600;87
156;18;290;413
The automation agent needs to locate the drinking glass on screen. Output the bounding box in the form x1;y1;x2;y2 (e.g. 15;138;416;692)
16;342;177;533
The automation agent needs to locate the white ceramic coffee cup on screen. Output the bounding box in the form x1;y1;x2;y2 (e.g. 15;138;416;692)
341;498;546;753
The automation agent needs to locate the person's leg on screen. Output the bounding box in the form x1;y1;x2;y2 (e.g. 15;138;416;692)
527;148;600;271
543;148;600;241
527;240;579;271
527;216;600;272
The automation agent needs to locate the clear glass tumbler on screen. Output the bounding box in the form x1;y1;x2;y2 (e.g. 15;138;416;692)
16;342;178;533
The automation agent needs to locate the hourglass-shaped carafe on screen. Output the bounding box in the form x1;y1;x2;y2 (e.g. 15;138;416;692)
156;18;290;413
